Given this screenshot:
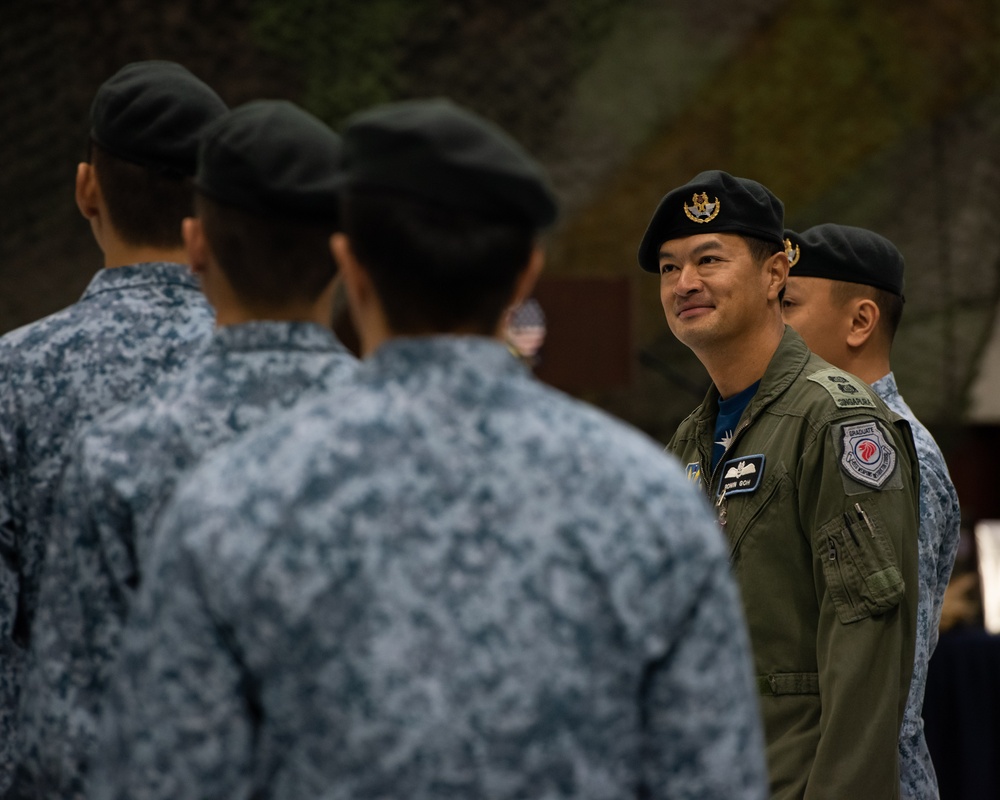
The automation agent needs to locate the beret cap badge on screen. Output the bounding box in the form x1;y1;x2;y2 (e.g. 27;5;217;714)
784;237;800;267
683;192;721;223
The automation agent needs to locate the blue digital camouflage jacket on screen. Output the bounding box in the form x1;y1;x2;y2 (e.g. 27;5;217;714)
874;373;961;800
89;336;768;800
17;320;356;797
0;262;213;793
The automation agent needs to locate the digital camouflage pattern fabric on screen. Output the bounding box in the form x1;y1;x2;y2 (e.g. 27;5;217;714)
873;373;961;800
0;261;213;793
17;321;356;797
90;337;768;800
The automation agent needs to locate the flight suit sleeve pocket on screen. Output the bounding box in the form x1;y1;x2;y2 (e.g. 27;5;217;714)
816;503;905;624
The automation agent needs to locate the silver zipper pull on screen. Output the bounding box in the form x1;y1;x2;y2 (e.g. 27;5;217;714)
716;486;728;526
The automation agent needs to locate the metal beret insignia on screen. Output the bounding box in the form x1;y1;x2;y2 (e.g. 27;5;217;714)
683;192;721;223
784;237;800;266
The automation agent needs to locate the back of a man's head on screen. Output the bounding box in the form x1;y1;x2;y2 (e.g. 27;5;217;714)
88;60;227;249
194;100;344;310
338;98;559;335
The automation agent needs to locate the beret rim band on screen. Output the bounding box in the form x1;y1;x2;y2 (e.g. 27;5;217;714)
90;130;194;177
638;225;784;272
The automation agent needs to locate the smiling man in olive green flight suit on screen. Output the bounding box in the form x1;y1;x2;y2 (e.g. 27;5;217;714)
638;170;920;799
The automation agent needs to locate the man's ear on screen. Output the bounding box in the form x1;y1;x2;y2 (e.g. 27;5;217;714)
330;232;367;309
765;249;790;301
509;244;546;309
75;162;100;220
331;231;381;335
182;217;209;275
847;297;880;348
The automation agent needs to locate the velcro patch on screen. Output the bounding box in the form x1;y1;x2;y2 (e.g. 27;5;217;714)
808;368;877;409
685;462;702;483
839;421;896;489
717;454;765;497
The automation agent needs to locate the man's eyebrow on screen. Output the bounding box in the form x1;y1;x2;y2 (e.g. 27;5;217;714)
658;238;726;261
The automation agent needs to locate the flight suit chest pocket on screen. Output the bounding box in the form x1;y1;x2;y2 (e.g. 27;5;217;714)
720;464;783;560
817;502;904;624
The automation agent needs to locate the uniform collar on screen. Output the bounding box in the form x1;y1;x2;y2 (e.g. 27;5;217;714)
365;335;527;385
79;262;201;301
871;371;899;402
207;320;347;356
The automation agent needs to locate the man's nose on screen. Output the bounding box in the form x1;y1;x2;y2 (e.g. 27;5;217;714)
673;264;702;295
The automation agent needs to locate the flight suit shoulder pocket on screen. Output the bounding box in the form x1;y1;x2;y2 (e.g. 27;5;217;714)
816;502;904;624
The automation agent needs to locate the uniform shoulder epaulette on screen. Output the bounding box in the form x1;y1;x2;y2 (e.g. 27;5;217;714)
805;366;879;412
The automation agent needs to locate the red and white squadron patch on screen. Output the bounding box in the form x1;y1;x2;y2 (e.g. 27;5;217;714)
840;421;896;489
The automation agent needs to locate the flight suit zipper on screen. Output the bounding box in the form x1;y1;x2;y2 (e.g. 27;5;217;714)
708;414;753;527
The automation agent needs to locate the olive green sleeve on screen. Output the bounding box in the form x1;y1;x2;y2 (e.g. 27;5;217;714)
799;417;919;799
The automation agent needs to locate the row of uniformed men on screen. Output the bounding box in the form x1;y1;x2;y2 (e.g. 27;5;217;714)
0;60;958;799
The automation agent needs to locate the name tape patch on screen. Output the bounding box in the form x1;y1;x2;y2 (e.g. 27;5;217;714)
840;421;896;489
717;454;765;497
807;368;877;409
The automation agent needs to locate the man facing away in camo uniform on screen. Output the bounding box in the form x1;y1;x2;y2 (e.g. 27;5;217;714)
0;60;226;794
88;98;769;799
782;224;961;800
15;99;357;799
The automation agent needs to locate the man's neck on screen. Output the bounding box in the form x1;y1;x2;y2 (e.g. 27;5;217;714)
852;360;892;387
102;242;189;269
699;317;784;399
836;347;891;387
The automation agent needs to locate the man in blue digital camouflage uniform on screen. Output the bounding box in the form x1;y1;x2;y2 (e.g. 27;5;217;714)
88;99;769;800
14;100;357;798
782;224;961;800
0;61;225;794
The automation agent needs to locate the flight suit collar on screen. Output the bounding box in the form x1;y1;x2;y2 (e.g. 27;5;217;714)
692;325;811;428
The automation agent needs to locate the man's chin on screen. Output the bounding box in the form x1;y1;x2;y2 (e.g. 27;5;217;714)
666;318;715;349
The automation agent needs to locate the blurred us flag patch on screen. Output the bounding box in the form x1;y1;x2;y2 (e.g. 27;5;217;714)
504;298;547;365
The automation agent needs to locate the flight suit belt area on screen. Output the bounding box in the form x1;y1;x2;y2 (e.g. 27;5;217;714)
757;672;819;696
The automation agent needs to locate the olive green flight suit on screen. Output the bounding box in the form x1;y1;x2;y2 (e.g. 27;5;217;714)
669;327;919;799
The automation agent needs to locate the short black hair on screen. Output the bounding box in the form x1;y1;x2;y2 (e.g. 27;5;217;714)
830;280;904;343
742;234;783;265
91;143;193;249
341;187;536;335
196;192;337;308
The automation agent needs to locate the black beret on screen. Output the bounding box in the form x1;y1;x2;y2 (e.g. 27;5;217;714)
195;100;343;223
637;170;784;272
784;224;905;298
339;98;558;228
90;60;227;176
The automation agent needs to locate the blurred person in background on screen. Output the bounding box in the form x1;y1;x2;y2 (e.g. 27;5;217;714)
0;60;225;794
15;99;356;798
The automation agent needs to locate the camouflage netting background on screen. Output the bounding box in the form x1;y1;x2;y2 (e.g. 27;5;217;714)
3;0;1000;444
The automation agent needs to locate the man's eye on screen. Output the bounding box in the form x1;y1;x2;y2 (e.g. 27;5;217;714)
659;264;676;275
781;300;793;309
699;256;719;265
